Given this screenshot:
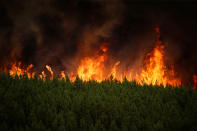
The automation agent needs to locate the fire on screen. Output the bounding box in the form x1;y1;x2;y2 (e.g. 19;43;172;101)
60;71;66;80
0;28;183;87
46;65;53;80
77;46;107;81
136;45;166;85
110;61;120;79
193;75;197;89
100;44;108;53
39;71;46;80
136;28;181;87
9;61;34;78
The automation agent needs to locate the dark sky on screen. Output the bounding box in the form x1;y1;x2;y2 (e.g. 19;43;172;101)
0;0;197;82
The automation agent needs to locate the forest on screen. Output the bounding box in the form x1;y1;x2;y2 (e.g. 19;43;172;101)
0;73;197;131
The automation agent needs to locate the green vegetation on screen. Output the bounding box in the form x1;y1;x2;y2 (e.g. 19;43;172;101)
0;73;197;131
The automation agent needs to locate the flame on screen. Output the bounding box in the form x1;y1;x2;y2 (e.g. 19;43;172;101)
136;44;167;85
0;28;183;87
193;75;197;89
136;28;181;87
77;43;108;81
9;61;34;78
77;56;105;81
46;65;53;80
110;61;120;79
40;71;46;80
60;71;66;80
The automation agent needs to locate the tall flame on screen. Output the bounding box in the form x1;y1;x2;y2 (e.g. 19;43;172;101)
110;61;120;79
46;65;53;80
77;45;107;81
136;28;181;87
60;71;66;80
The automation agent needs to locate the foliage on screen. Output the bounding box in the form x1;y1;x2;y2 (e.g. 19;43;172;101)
0;73;197;131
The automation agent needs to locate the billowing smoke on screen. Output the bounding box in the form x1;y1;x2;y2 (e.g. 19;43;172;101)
0;0;124;69
0;0;197;84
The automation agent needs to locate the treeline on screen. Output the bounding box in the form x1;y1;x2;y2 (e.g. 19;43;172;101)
0;73;197;131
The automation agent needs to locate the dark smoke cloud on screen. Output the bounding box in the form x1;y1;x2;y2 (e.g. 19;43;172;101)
0;0;197;83
1;0;124;66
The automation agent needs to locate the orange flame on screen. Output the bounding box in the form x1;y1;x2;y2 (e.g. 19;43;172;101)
46;65;53;80
9;61;34;78
76;43;108;81
110;61;120;79
77;56;105;81
0;28;183;87
60;71;66;80
136;28;181;87
40;71;46;80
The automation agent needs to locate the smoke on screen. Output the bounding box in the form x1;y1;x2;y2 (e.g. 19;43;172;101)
60;0;125;72
76;0;124;55
0;0;197;83
0;0;125;71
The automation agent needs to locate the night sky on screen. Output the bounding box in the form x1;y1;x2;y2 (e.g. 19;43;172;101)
0;0;197;83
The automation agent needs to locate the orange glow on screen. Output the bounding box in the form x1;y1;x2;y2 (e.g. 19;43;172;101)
193;75;197;89
76;43;108;81
60;71;66;80
46;65;53;80
77;57;105;81
136;44;181;86
0;28;183;87
100;44;108;52
9;61;34;78
40;71;46;80
136;28;181;87
110;61;120;79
